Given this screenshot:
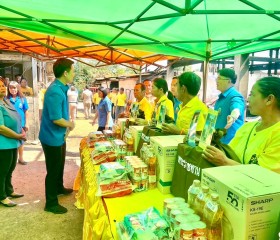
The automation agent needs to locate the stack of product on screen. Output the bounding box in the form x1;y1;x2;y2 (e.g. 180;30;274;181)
97;162;133;198
124;156;148;192
91;141;117;165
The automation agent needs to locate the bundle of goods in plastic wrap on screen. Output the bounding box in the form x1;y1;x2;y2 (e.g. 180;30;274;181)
87;131;106;147
96;162;134;198
91;141;117;164
117;207;169;240
103;129;115;140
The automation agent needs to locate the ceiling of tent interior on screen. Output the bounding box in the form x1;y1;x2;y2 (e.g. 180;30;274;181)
0;0;279;66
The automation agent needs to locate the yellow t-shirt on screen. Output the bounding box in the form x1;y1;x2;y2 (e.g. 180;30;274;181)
229;121;280;173
154;95;174;120
21;87;33;97
92;92;101;105
137;97;153;121
176;96;208;132
116;93;127;107
110;92;117;105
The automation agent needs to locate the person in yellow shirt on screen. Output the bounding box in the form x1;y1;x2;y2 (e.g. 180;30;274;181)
130;83;153;124
20;78;33;97
151;78;174;122
115;87;127;121
202;76;280;174
162;72;208;135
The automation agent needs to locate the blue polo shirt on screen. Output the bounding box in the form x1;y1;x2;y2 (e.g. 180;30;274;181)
97;96;112;127
39;79;69;146
214;87;245;144
8;96;29;127
0;101;22;149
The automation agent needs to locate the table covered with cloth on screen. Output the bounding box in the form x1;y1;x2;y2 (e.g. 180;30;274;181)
74;137;172;240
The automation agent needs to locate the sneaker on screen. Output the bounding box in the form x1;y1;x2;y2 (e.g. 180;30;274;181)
44;204;68;214
57;188;73;195
1;198;17;207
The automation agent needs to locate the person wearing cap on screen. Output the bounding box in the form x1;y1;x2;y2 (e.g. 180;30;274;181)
92;87;113;131
214;68;245;144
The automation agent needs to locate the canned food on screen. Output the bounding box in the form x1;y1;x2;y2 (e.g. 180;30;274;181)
179;223;194;240
132;165;141;179
193;221;207;240
175;214;191;226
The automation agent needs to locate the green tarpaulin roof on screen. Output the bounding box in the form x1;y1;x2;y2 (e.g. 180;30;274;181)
0;0;279;62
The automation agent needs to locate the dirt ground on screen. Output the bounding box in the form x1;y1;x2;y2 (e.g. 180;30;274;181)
0;104;96;240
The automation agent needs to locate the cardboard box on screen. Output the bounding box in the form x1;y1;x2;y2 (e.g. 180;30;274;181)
150;135;185;194
129;125;144;153
201;165;280;240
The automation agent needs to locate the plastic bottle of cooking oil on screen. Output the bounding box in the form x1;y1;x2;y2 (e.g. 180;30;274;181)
187;179;201;208
203;193;223;240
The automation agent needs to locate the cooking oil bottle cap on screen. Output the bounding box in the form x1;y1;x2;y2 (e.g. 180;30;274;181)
193;179;200;186
211;193;219;200
201;185;209;192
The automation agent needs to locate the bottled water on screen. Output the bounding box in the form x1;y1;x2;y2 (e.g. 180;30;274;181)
140;143;148;162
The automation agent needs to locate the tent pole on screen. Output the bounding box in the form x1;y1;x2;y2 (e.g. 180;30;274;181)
202;59;209;103
139;65;142;83
203;40;211;103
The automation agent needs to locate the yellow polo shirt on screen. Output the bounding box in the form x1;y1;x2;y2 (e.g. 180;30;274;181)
21;87;33;97
116;93;127;107
92;92;101;105
229;121;280;173
110;92;117;105
155;95;174;120
138;97;153;121
176;96;208;132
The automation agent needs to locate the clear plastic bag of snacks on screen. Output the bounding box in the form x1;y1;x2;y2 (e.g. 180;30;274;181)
123;207;169;240
87;131;105;147
91;141;117;164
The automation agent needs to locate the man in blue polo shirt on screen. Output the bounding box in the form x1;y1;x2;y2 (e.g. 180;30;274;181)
214;68;245;144
39;58;75;214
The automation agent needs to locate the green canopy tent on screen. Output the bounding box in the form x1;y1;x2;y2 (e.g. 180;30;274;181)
0;0;279;97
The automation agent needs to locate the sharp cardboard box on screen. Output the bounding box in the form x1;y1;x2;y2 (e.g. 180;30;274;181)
117;118;128;138
150;135;185;194
201;165;280;240
129;125;144;153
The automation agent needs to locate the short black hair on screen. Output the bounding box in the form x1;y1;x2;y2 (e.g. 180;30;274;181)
53;58;74;78
257;76;280;109
219;68;237;84
178;72;201;96
135;83;146;92
143;79;151;83
153;78;168;93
